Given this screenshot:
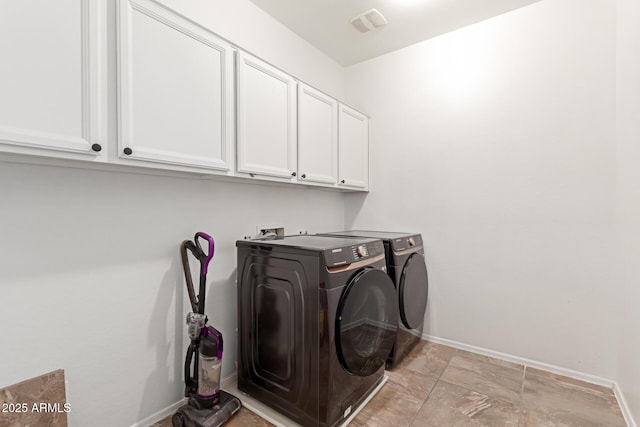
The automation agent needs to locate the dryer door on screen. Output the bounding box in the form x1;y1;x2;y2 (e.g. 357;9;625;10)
399;253;429;330
335;268;398;376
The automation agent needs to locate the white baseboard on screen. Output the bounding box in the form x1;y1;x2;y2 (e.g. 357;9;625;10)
614;382;638;427
221;373;388;427
422;334;640;427
132;344;639;427
129;397;186;427
221;373;237;390
422;334;615;388
223;374;298;427
130;373;237;427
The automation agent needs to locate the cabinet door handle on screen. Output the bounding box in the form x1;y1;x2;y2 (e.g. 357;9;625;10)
91;144;102;152
291;172;297;177
341;179;345;184
301;174;306;179
123;147;133;155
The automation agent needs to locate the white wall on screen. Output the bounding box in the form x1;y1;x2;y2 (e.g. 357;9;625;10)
345;0;618;380
0;164;345;427
616;0;640;422
0;1;346;426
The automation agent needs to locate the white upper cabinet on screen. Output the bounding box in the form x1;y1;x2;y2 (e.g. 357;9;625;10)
117;0;234;172
338;104;369;190
236;52;297;180
0;0;107;159
0;0;370;191
297;84;338;186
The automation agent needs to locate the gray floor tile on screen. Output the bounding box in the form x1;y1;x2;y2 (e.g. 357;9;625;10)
439;352;525;405
386;367;440;403
454;349;525;371
225;407;275;427
151;407;274;427
525;367;613;394
349;380;424;427
152;340;628;427
523;369;626;427
392;340;457;378
411;380;525;427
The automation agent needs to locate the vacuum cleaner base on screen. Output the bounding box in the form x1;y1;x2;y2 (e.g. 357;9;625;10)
172;390;242;427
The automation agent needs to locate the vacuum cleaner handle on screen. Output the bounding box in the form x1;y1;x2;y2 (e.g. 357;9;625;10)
194;232;215;275
180;240;200;313
180;232;215;314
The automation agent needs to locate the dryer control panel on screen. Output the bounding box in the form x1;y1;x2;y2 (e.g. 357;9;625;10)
390;234;423;252
324;240;384;267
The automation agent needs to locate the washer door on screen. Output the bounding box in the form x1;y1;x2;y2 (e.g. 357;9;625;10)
399;253;429;330
336;268;398;376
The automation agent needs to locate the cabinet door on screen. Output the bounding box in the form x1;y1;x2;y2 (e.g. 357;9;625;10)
237;52;297;180
0;0;106;159
117;0;234;171
297;84;337;185
338;104;369;189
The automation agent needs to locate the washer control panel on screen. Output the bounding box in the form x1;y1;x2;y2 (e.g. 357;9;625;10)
353;244;368;259
324;239;383;267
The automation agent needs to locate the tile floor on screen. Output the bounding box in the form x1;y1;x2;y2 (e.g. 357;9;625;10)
154;340;627;427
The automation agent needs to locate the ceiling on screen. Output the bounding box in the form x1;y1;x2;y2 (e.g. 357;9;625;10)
249;0;542;66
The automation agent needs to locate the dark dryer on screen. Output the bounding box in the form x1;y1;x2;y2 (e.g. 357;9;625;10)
318;231;428;369
236;235;398;427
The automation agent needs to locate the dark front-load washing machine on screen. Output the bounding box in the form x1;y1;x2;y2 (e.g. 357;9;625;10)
236;235;398;427
318;231;428;369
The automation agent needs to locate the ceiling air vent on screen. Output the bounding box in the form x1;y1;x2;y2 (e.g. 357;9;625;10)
350;8;387;33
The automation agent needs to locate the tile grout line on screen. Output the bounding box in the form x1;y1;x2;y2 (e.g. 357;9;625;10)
406;378;438;427
406;346;456;427
399;343;626;427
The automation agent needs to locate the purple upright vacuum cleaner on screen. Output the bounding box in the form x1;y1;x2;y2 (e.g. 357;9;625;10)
173;232;241;427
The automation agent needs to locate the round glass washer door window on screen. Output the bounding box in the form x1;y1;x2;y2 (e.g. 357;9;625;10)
335;268;398;377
